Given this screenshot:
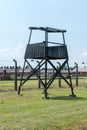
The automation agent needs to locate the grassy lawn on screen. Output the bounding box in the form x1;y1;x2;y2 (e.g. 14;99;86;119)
0;79;87;130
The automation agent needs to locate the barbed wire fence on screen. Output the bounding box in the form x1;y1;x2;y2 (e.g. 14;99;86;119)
0;59;87;92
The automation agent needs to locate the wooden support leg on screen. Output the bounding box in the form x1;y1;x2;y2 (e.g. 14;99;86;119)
44;88;49;99
67;62;76;97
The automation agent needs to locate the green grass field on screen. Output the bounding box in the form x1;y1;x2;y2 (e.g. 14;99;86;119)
0;79;87;130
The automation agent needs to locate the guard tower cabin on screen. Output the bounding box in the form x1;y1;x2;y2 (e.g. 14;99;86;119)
18;27;76;99
25;27;68;60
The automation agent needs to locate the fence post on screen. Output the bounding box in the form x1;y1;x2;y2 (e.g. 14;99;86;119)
57;62;61;87
13;59;17;90
74;62;78;86
37;61;41;88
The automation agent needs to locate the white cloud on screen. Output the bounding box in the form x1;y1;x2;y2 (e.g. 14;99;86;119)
81;52;87;57
0;43;26;60
13;43;26;58
0;48;10;53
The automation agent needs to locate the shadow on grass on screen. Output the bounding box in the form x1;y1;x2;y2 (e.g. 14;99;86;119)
0;87;41;93
50;96;87;101
0;89;14;92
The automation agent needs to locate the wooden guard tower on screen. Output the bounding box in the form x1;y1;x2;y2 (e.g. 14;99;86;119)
18;27;76;98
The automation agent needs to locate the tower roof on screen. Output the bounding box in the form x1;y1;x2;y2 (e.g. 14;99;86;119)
29;27;66;33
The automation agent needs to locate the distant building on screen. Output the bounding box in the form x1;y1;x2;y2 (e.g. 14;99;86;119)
71;67;87;77
0;67;87;80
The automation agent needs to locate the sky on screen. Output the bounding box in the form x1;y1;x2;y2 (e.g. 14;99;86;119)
0;0;87;67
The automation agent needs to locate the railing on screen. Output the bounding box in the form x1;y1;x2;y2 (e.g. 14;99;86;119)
24;42;68;59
